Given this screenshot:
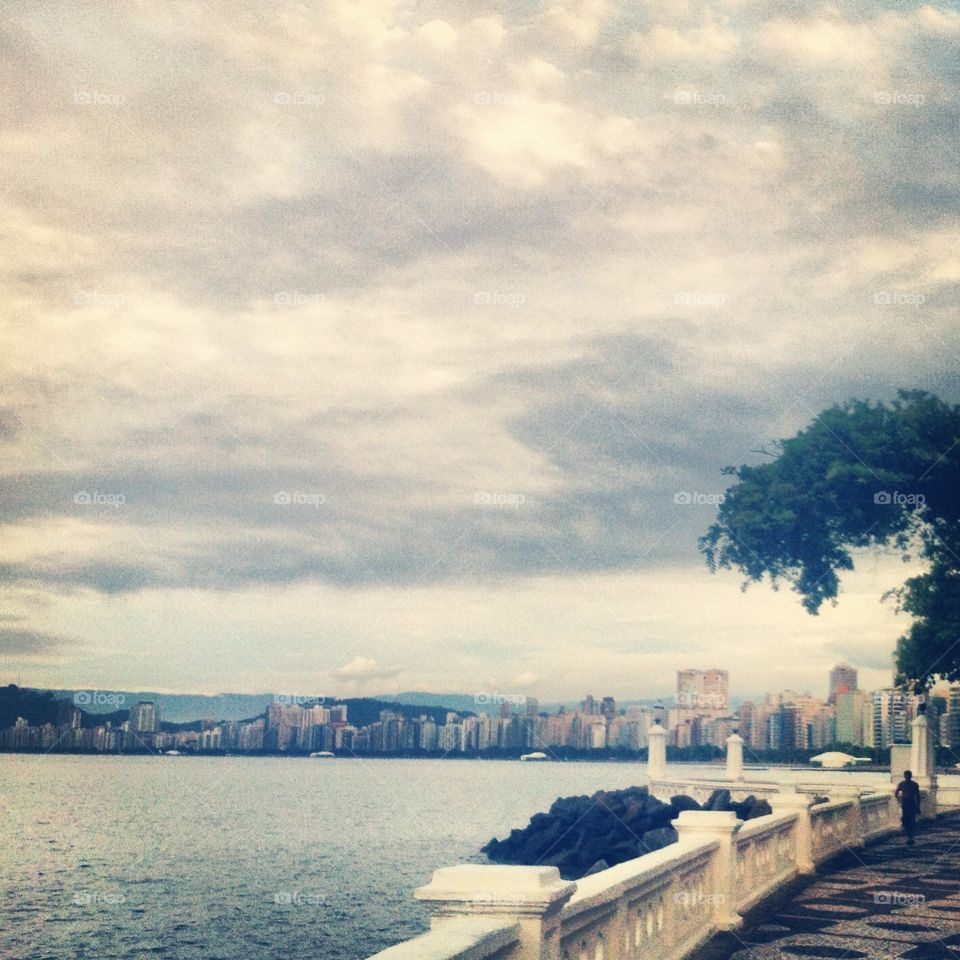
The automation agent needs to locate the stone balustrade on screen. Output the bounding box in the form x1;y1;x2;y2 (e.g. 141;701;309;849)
809;797;859;863
733;809;800;913
559;835;721;960
366;789;901;960
860;791;899;842
368;918;522;960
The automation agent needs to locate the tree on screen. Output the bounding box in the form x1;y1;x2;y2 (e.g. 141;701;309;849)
699;390;960;688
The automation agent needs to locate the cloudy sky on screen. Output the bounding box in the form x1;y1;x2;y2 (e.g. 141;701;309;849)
1;0;958;703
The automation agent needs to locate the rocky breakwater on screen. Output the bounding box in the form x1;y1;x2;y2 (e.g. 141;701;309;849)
482;786;773;880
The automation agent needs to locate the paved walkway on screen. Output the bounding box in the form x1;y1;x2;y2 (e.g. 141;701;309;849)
703;813;960;960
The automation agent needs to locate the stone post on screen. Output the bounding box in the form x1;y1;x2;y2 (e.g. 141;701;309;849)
672;811;743;931
910;712;937;820
415;865;576;960
768;790;815;874
725;732;744;781
910;713;935;784
910;712;938;818
890;743;912;785
647;721;668;782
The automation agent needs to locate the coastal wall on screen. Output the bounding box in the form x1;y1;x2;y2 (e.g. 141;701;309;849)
936;773;960;809
366;787;901;960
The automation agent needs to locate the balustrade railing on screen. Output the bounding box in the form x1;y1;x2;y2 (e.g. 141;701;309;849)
367;788;902;960
734;812;798;912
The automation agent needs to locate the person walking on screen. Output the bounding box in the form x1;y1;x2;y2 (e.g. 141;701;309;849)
895;769;921;845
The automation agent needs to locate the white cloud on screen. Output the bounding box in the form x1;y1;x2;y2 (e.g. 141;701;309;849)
332;656;401;683
1;0;957;698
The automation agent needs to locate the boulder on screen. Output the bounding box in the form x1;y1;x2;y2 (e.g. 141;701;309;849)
744;798;773;820
640;826;678;853
483;784;768;880
703;788;732;811
669;794;702;815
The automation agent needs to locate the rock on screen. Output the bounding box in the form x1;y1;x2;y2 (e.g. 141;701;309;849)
645;794;675;827
640;826;678;853
670;795;701;815
703;788;732;811
483;784;765;880
744;798;772;820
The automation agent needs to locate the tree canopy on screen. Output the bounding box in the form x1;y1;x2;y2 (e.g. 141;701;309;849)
699;390;960;688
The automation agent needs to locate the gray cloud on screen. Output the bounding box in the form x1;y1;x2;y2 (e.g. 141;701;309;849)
0;627;72;656
1;0;958;693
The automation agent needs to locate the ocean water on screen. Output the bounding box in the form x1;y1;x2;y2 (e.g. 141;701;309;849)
1;755;890;960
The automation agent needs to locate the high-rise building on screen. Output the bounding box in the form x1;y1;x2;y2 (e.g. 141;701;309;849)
835;690;866;746
942;684;960;747
871;689;919;747
828;664;858;703
129;700;159;734
677;669;729;713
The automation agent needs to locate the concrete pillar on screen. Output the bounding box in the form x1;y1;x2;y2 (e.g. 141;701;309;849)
672;811;743;931
647;722;668;781
910;711;938;818
768;790;815;874
725;732;744;781
910;713;936;784
890;743;912;785
416;865;576;960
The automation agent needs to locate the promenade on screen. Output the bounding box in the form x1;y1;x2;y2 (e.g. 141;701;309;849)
701;811;960;960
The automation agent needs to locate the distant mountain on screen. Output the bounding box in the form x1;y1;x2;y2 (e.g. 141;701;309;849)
382;692;685;715
383;691;490;714
48;689;278;723
41;688;472;726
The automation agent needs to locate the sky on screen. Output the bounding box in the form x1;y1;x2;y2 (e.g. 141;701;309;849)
1;0;958;704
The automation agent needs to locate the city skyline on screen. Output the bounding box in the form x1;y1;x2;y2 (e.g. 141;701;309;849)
5;662;959;757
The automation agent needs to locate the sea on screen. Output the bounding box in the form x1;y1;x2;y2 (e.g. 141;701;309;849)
1;755;890;960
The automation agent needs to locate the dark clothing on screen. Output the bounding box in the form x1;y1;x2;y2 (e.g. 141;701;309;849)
896;779;921;812
895;779;921;842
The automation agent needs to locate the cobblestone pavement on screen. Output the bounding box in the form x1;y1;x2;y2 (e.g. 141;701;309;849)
721;813;960;960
